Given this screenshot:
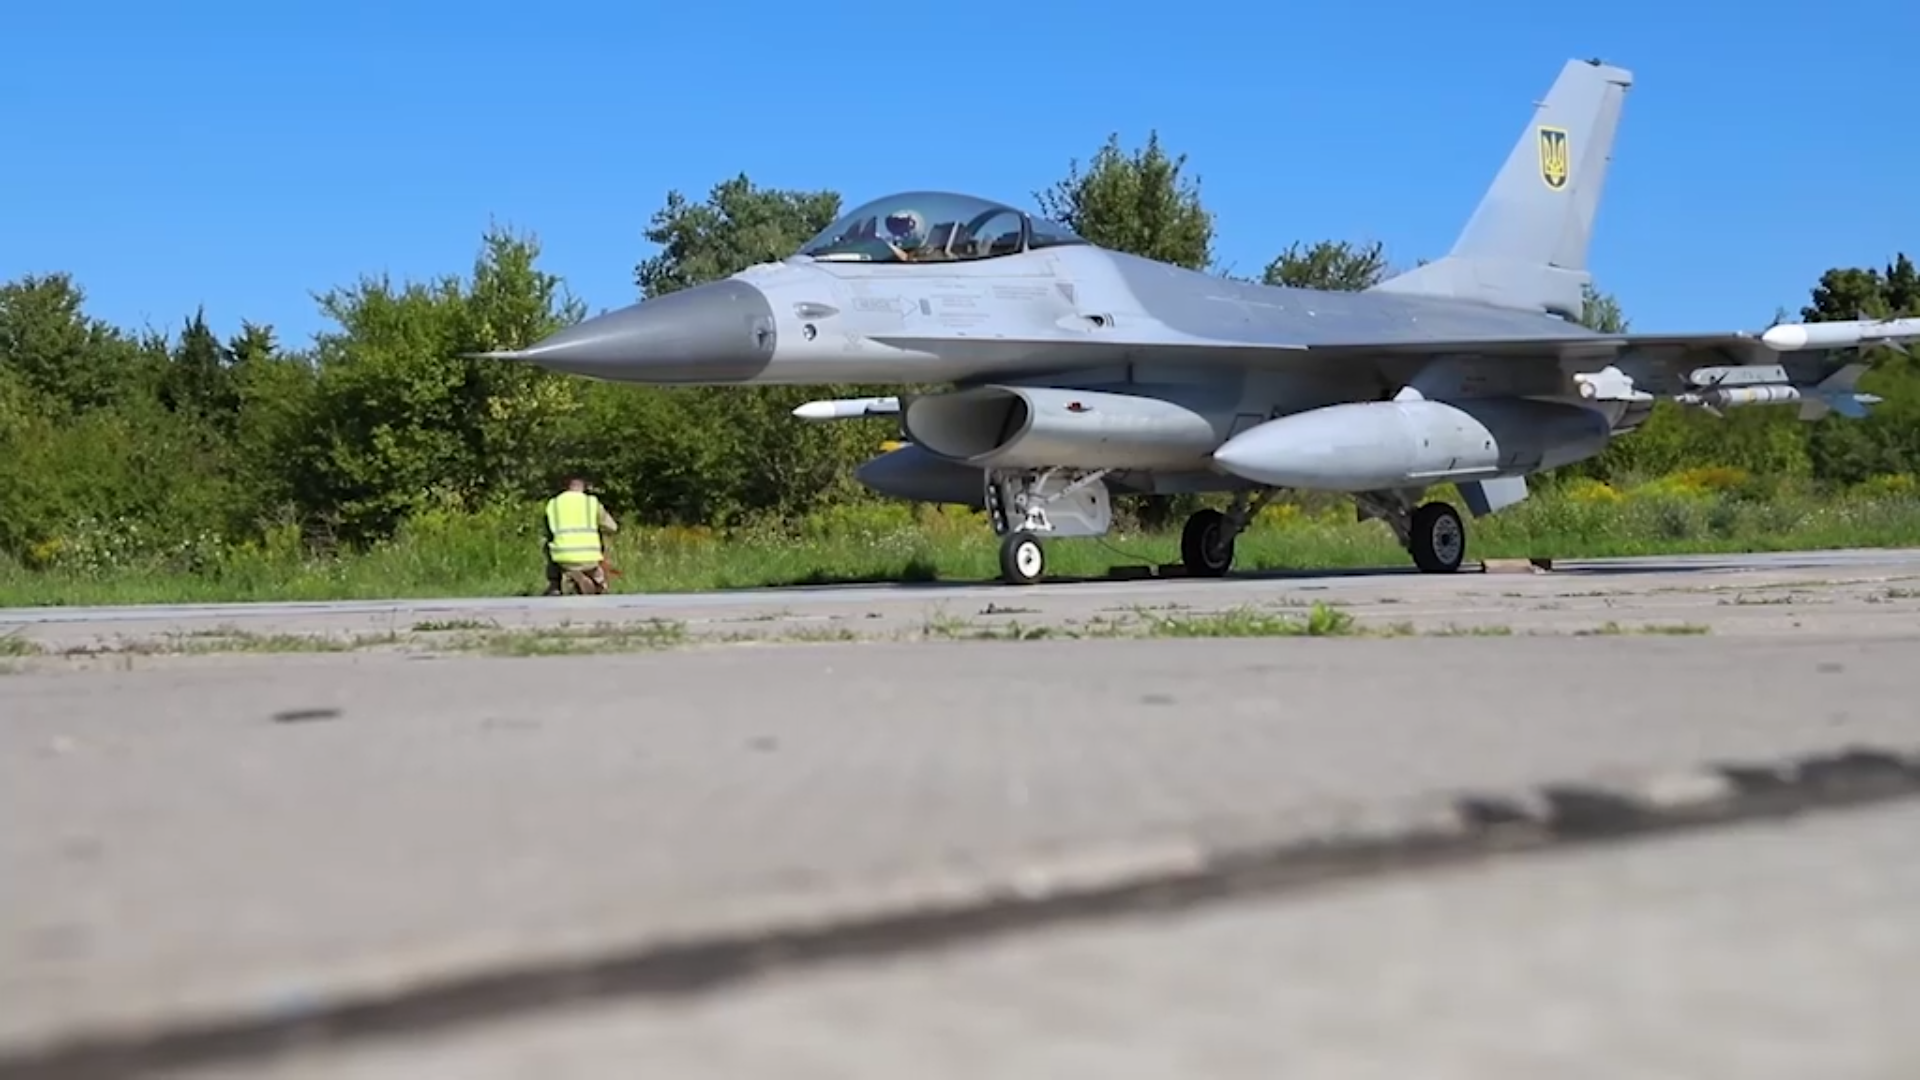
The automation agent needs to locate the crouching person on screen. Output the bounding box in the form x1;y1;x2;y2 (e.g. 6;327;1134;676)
542;476;618;595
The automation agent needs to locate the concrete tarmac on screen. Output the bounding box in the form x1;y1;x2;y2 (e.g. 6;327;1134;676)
199;800;1920;1080
3;549;1920;1077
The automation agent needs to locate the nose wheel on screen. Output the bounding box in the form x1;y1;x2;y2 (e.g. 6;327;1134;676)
999;531;1046;585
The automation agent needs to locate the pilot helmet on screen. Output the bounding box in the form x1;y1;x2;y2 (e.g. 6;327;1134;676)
883;208;925;249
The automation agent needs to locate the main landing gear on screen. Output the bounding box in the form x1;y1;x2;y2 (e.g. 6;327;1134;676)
1174;487;1280;579
983;472;1467;583
1354;490;1468;573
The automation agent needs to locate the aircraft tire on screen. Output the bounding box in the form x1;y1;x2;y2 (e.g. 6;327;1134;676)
999;531;1046;585
1179;508;1235;578
1409;501;1466;573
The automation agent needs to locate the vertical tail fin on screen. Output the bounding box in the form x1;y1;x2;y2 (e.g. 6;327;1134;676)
1371;58;1634;320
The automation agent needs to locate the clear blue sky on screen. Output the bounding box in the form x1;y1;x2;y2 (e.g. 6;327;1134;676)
4;0;1915;348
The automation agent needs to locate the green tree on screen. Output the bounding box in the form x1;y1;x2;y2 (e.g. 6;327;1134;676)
0;299;242;567
295;226;589;542
1579;283;1627;332
0;275;232;565
228;321;280;367
1804;254;1919;322
0;273;158;414
157;307;241;433
1261;240;1391;291
225;334;321;537
455;225;589;501
634;174;841;299
1034;131;1214;270
0;389;234;565
1802;253;1920;484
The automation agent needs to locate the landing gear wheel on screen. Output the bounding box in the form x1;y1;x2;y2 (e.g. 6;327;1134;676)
1409;501;1466;574
1180;508;1235;578
999;531;1046;585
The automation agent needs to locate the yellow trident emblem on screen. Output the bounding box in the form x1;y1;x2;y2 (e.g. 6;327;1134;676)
1538;126;1571;191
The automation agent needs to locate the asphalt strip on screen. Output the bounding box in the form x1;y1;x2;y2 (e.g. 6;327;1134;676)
3;742;1917;1080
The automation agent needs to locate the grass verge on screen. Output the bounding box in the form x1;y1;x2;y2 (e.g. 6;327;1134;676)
3;480;1917;608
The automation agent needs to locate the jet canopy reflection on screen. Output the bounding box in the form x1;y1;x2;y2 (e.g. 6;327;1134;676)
797;191;1089;264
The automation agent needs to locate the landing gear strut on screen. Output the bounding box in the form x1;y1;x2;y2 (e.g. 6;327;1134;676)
1178;488;1278;578
985;467;1113;585
1354;490;1467;573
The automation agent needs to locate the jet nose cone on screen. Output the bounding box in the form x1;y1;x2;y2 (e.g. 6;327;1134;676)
514;278;777;383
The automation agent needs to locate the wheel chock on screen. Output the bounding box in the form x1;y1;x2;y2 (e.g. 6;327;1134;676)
1480;557;1553;574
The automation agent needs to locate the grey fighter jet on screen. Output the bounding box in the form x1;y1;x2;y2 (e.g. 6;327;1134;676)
485;57;1917;585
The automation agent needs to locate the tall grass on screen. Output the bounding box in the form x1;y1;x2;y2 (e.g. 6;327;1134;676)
2;469;1916;607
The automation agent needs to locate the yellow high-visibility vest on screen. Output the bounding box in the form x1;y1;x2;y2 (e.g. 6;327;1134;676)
544;490;605;565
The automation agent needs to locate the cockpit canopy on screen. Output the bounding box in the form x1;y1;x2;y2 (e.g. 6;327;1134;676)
796;191;1088;264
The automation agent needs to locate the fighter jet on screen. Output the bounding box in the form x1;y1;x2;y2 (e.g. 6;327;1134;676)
483;57;1918;585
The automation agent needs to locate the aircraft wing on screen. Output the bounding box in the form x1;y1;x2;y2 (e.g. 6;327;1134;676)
867;316;1920;367
810;317;1917;425
1293;319;1920;369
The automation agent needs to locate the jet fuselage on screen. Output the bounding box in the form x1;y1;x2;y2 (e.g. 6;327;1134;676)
515;241;1606;392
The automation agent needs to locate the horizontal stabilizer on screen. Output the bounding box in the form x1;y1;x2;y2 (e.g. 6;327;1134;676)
1803;362;1880;421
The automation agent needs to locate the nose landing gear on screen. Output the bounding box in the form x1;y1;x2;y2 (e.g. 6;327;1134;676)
984;467;1112;585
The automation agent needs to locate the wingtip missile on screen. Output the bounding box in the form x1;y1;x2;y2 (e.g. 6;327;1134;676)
1760;316;1920;353
791;396;902;421
791;400;840;421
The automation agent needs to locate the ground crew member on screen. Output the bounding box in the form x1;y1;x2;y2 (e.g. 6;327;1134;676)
541;477;618;595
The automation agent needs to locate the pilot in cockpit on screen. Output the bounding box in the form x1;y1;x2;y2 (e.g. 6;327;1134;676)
870;208;958;262
879;208;931;260
907;220;963;260
808;202;1018;262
